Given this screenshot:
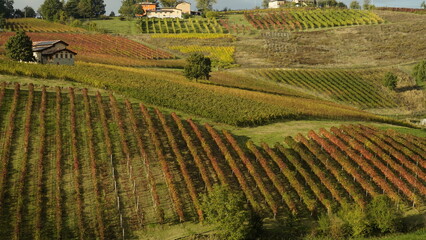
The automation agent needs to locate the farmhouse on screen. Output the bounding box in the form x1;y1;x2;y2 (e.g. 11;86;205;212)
268;0;288;8
268;0;312;8
32;40;77;66
136;1;191;19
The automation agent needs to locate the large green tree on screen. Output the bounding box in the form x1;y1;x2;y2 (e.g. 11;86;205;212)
196;0;217;11
0;0;14;18
78;0;105;18
119;0;136;17
40;0;63;21
5;31;34;62
23;6;36;18
64;0;81;18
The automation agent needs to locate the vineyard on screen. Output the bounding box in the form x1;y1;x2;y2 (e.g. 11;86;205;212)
137;18;226;34
0;32;173;60
245;9;384;31
150;33;235;39
376;7;426;14
3;18;87;33
0;59;393;126
0;83;424;239
254;69;398;109
168;45;235;67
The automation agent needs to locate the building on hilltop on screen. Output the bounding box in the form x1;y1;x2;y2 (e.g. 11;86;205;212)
32;40;77;66
268;0;313;8
268;1;288;9
136;1;191;19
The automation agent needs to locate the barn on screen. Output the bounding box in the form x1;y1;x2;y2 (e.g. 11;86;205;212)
32;40;77;66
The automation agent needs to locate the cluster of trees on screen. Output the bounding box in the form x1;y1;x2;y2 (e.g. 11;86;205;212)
0;0;13;28
40;0;106;21
350;0;375;10
316;195;405;239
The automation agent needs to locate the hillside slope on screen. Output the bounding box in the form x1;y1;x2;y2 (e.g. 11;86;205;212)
0;83;424;239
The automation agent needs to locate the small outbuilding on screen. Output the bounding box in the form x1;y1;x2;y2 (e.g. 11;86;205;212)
32;40;77;66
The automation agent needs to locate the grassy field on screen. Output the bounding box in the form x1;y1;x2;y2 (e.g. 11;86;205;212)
88;18;141;35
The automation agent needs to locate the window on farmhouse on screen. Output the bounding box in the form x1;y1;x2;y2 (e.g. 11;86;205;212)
60;53;63;58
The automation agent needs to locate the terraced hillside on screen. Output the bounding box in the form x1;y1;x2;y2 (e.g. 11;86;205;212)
254;69;398;109
0;83;424;239
244;9;384;31
0;60;393;126
4;18;87;33
137;18;225;34
0;32;173;61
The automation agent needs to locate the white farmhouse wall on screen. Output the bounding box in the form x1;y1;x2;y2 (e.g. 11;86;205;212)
147;9;182;19
176;2;191;14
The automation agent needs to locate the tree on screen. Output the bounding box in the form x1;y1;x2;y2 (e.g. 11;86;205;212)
160;0;178;7
262;0;269;9
0;0;14;18
119;0;136;18
109;11;115;17
78;0;105;18
13;8;22;18
368;196;401;234
5;31;34;62
64;0;81;18
196;0;217;11
421;1;426;9
413;60;426;85
363;0;374;10
184;53;212;81
201;185;262;240
40;0;63;21
350;1;361;9
23;6;36;18
383;72;398;90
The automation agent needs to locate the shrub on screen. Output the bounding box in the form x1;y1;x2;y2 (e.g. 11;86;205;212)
201;185;262;240
69;19;82;27
317;213;351;239
184;53;212;81
339;202;371;237
206;11;220;19
368;195;402;234
383;72;398;90
413;60;426;85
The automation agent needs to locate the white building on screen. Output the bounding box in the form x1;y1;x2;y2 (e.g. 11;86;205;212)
32;40;76;65
147;8;182;19
144;1;191;19
268;1;287;9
